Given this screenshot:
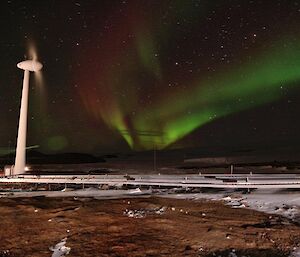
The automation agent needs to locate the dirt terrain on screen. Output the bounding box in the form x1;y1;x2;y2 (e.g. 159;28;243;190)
0;197;299;257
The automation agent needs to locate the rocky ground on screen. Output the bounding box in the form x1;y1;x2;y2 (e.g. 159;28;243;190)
0;197;300;257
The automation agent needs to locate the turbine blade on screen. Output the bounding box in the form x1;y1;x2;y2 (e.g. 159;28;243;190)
28;43;38;61
34;70;43;86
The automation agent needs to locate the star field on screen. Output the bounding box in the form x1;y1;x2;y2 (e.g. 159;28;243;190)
0;0;300;154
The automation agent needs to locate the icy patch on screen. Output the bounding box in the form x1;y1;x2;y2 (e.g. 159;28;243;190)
155;206;167;215
228;249;238;257
290;247;300;257
128;188;142;194
61;188;74;192
222;196;232;201
158;189;300;224
124;206;167;218
222;196;248;209
222;192;300;223
273;205;300;221
50;238;71;257
242;193;300;223
0;250;10;256
124;209;145;218
3;188;151;198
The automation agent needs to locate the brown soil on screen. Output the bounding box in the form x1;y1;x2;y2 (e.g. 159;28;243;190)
0;197;299;257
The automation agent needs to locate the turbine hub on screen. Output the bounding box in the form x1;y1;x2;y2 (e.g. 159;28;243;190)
17;60;43;72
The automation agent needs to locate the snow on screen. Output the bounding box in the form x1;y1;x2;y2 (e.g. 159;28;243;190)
238;190;300;223
2;186;300;223
228;251;238;257
3;187;300;223
290;248;300;257
0;188;151;199
50;238;71;257
159;189;300;223
123;206;167;218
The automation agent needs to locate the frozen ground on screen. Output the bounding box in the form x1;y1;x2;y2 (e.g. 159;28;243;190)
160;189;300;223
2;187;300;223
0;188;300;256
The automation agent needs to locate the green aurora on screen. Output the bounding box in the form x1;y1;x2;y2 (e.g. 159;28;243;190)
74;1;300;152
117;39;300;149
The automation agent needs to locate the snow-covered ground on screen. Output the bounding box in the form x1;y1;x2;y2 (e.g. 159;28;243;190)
2;187;300;223
160;189;300;223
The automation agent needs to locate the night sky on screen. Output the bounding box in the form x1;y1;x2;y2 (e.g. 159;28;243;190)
1;0;300;155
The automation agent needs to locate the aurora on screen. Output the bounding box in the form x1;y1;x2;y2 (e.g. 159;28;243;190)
2;0;300;154
77;18;300;151
131;39;300;149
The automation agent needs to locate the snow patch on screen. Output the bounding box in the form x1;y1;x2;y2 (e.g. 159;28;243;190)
290;247;300;257
124;206;167;218
50;238;71;257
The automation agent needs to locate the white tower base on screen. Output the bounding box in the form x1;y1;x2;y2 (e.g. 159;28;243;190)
14;70;30;175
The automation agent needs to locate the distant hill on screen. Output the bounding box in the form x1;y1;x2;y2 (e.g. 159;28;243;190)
0;150;105;167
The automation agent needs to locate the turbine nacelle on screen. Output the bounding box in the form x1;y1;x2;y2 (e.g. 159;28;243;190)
17;60;43;72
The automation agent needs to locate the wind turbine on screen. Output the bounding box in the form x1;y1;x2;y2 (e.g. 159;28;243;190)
14;58;43;175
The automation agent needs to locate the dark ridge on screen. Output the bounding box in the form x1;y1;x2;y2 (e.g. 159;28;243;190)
0;150;105;167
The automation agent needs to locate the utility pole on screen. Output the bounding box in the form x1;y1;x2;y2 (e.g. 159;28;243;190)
230;164;234;174
153;145;157;172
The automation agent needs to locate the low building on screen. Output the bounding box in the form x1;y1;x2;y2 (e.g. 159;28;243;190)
4;165;14;176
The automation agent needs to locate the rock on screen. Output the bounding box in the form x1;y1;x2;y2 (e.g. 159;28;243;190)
184;245;192;251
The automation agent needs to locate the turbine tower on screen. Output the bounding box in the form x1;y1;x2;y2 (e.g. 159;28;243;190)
14;60;43;175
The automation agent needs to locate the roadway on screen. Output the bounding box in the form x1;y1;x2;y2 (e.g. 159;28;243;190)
1;173;300;189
